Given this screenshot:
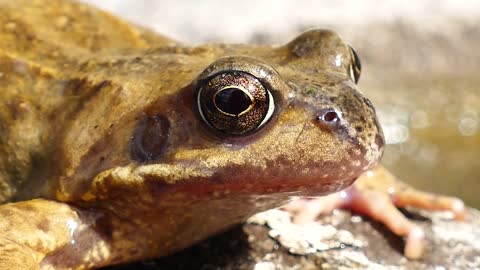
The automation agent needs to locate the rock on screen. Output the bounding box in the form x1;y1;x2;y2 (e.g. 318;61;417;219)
108;207;480;269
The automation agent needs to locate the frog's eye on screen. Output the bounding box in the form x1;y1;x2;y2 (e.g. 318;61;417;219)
197;71;275;136
348;46;362;84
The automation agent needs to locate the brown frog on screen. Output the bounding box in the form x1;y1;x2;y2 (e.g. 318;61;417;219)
0;0;465;269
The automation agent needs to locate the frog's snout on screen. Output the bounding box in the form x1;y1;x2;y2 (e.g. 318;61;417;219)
301;86;384;177
346;101;385;172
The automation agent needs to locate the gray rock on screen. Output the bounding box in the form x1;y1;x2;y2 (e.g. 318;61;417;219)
108;207;480;269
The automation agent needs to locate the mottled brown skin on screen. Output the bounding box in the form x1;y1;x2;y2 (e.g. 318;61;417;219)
0;1;465;269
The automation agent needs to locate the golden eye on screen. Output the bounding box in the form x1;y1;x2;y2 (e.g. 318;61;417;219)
348;46;362;84
197;71;275;136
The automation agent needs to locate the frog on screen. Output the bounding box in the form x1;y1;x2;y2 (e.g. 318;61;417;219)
0;0;465;269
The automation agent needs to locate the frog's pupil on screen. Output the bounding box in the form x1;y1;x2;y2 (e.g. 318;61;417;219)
215;88;252;116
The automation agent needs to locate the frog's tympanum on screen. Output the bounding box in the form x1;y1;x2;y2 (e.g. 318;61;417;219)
0;1;465;269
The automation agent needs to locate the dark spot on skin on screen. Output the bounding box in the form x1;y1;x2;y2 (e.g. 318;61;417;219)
131;115;170;163
94;213;113;242
143;175;170;196
64;79;110;96
62;79;88;96
5;101;25;121
355;126;363;133
305;87;316;95
325;81;336;87
14;203;36;212
36;219;50;232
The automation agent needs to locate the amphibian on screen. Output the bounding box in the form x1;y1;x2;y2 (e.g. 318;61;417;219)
0;0;464;269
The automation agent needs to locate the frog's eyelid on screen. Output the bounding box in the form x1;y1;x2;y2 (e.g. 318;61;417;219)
198;56;280;82
257;89;275;128
349;65;356;83
348;46;362;84
196;86;212;129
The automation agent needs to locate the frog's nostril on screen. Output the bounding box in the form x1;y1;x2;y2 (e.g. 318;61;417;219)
315;110;342;131
321;111;339;123
317;110;340;124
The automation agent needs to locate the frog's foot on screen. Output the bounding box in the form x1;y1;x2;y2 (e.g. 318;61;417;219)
282;166;465;259
0;199;74;270
0;198;153;269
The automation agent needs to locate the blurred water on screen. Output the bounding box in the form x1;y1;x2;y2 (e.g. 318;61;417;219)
364;73;480;208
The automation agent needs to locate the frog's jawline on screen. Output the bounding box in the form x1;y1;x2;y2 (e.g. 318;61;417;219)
143;174;357;199
136;150;373;201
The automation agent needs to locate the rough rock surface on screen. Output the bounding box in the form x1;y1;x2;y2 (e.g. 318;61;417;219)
108;207;480;270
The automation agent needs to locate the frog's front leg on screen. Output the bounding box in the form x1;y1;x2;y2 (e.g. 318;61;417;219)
0;199;75;270
0;199;148;269
283;165;465;259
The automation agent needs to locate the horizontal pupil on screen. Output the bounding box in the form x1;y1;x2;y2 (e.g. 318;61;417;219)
215;88;252;116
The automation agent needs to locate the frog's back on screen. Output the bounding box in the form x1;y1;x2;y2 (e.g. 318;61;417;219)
0;0;174;69
0;0;174;203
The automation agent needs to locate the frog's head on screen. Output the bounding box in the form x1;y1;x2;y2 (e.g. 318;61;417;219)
57;29;383;203
179;29;384;196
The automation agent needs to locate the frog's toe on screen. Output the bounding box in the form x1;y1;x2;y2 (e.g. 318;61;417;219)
344;186;425;259
283;185;427;259
282;193;345;224
392;186;466;220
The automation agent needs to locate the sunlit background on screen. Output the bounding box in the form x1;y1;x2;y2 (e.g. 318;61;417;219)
82;0;480;208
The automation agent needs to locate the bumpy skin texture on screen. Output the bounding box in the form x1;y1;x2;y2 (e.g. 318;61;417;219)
0;0;464;269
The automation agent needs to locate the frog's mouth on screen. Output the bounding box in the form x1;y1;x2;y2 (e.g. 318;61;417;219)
152;171;359;199
128;150;373;199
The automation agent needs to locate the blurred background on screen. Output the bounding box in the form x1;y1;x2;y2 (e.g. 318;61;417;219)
82;0;480;209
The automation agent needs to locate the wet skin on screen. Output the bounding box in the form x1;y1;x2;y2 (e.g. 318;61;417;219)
0;0;465;269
